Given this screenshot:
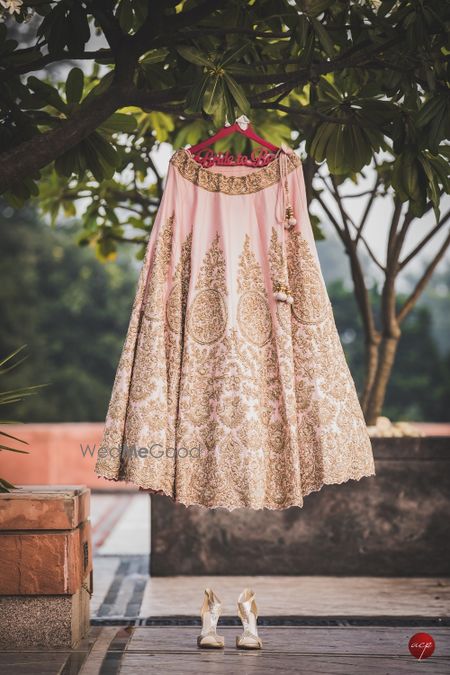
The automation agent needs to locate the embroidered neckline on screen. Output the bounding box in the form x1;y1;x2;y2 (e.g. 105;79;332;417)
170;146;301;195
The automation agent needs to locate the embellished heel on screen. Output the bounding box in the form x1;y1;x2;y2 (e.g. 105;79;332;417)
197;588;224;649
236;588;262;649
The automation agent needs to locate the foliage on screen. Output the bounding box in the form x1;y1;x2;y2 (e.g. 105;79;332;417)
0;202;140;423
0;0;448;257
0;344;45;492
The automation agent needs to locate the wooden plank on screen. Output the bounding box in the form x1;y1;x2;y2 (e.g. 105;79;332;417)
126;626;450;656
78;626;119;675
119;626;450;675
119;653;450;675
0;652;68;675
138;575;450;618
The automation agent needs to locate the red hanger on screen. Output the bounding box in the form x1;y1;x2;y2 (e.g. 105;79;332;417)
188;117;279;168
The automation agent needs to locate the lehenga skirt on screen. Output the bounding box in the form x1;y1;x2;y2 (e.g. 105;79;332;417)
94;145;376;510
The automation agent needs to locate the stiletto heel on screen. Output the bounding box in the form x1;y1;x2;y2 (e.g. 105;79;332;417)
197;588;225;649
236;588;262;649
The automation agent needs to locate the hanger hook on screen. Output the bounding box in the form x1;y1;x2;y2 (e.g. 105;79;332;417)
236;114;250;130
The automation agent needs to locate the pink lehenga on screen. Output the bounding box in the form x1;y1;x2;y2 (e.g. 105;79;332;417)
94;144;376;510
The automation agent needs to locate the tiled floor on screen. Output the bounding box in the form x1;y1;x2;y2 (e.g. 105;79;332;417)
91;493;150;556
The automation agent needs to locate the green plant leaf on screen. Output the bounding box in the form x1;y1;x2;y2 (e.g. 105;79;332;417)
223;73;250;115
65;67;84;105
99;112;137;134
310;17;335;57
27;76;67;113
176;46;215;68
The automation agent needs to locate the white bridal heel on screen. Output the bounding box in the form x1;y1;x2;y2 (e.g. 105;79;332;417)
197;588;225;649
236;588;262;649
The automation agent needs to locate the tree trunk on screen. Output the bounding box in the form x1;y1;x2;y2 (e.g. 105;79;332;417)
361;333;381;416
364;332;400;425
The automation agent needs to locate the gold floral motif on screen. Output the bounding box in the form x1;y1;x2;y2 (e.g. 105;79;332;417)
187;288;228;344
195;232;228;294
166;231;192;334
236;235;273;347
165;232;193;447
287;230;328;325
171;147;301;195
237;291;272;347
237;234;267;294
141;214;174;320
186;233;228;344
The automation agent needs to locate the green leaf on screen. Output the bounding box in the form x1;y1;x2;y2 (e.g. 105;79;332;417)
86;133;120;176
0;444;30;454
117;0;134;33
67;4;90;51
223;73;250;115
65;67;84;105
139;48;169;65
54;147;76;178
326;123;346;174
203;75;222;115
317;77;342;103
80;139;105;182
310;17;335;58
147;111;175;142
99;112;137;134
186;75;210;113
220;42;251;67
416;96;446;128
27;76;67;113
418;155;441;219
427;103;448;154
176;46;215;68
96;238;117;262
0;477;18;492
308;122;336;163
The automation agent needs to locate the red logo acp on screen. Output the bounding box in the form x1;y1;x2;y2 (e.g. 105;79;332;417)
408;632;435;660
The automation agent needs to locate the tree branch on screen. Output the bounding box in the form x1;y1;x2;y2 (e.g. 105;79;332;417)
1;50;114;78
0;85;123;193
399;209;450;269
254;102;350;124
328;175;385;271
314;189;379;349
397;229;450;323
354;173;380;244
88;0;124;52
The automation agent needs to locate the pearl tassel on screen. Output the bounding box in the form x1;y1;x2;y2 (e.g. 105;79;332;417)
273;282;293;305
274;146;296;305
278;147;297;230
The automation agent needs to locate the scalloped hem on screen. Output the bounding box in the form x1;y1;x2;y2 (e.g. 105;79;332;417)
94;468;376;512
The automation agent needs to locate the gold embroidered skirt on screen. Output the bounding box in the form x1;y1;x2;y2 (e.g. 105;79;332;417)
94;146;376;510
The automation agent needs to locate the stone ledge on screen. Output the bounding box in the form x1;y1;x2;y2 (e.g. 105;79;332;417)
150;435;450;576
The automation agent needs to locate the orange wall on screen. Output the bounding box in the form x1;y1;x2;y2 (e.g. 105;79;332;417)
1;423;137;491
